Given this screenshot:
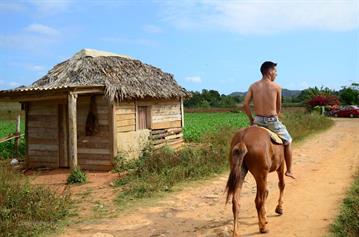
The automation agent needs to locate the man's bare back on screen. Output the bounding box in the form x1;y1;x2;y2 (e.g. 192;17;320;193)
247;79;281;117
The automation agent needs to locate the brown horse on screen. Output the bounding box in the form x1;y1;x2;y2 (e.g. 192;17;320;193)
226;126;286;236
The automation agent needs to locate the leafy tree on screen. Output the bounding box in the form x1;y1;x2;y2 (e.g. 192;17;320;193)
184;89;239;108
339;83;359;105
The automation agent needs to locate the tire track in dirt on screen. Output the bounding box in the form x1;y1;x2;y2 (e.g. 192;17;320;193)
59;118;359;237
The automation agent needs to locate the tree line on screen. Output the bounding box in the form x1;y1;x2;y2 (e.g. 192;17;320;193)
184;83;359;108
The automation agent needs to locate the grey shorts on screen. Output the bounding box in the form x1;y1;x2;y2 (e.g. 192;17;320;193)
254;115;293;145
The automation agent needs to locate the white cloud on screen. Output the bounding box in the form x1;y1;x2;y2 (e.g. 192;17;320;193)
25;23;60;36
185;76;202;83
29;0;72;15
143;24;163;34
159;0;359;34
0;23;61;50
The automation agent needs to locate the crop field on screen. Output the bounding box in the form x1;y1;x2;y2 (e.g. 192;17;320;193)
183;112;249;142
0;120;25;159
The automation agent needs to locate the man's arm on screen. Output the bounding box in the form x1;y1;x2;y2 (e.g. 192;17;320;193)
276;87;282;116
244;87;254;125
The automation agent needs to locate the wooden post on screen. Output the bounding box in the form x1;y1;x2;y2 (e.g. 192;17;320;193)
14;114;21;158
135;101;138;131
110;103;117;164
68;92;78;169
24;103;29;168
180;98;185;128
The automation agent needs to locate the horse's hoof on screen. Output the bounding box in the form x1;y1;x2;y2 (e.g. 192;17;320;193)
275;206;283;215
260;227;269;234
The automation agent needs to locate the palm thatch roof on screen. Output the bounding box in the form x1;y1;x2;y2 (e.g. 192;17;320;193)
28;49;191;101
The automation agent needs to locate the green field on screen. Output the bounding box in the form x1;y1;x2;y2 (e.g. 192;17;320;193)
0;120;26;159
183;112;249;142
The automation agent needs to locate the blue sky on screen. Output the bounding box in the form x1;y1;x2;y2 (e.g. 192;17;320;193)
0;0;358;94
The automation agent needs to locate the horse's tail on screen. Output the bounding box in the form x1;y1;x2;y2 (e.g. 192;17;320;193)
225;142;247;204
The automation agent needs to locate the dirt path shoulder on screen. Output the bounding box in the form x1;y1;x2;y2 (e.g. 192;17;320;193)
55;118;359;237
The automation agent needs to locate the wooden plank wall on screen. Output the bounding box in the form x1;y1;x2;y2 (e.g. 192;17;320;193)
149;100;184;149
27;101;59;168
115;102;136;133
77;95;112;170
151;101;182;129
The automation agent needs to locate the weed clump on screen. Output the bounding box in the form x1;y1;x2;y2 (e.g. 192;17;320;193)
0;161;71;236
67;167;87;184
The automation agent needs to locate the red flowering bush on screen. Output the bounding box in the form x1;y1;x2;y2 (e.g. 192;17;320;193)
307;95;340;110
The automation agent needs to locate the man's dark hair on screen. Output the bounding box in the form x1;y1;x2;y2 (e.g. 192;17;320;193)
260;61;277;76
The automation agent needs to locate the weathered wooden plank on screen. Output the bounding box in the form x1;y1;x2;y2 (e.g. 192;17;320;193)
115;109;136;115
78;159;112;166
137;100;179;106
152;109;181;114
167;128;183;134
27;121;58;129
151;120;182;130
77;164;113;171
28;114;57;121
165;133;183;140
28;138;58;145
78;154;112;160
77;148;111;155
78;142;111;149
152;115;182;122
29;149;58;156
28;161;58;168
116;113;135;120
28;144;58;151
28;129;58;138
77;137;111;143
116;101;135;107
153;139;166;145
29;155;57;162
117;119;136;127
151;133;168;140
116;125;136;133
150;129;167;135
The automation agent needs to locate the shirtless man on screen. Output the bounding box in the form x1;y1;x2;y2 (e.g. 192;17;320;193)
243;61;295;179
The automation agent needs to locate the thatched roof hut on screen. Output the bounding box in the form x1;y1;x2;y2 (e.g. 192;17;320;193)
0;49;190;171
4;49;190;101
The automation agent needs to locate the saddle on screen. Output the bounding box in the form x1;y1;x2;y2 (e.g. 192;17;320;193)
255;126;283;145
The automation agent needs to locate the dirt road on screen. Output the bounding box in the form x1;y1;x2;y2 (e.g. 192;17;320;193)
59;118;359;237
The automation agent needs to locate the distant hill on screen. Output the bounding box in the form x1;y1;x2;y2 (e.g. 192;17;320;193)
229;89;302;98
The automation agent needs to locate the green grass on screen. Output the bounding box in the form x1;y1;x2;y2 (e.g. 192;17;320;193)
329;172;359;237
183;112;248;142
114;111;334;208
0;161;72;237
0;120;26;159
281;112;334;141
114;126;234;207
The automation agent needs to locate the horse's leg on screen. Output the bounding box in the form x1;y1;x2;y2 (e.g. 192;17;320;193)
275;162;285;215
232;166;248;237
255;173;269;233
232;185;241;237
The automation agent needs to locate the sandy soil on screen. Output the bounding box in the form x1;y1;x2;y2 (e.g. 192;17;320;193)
30;118;359;237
